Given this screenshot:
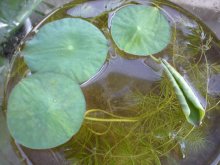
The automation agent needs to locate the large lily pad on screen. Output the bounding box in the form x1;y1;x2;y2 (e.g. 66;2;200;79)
110;5;171;55
7;73;86;149
23;18;108;83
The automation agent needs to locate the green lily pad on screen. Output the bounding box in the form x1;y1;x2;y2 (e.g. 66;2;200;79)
110;5;171;55
7;73;86;149
23;18;108;83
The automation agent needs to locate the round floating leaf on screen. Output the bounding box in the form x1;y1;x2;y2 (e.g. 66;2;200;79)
110;5;171;56
23;18;108;83
7;73;86;149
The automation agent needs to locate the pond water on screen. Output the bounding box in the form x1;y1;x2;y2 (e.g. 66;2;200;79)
1;0;220;164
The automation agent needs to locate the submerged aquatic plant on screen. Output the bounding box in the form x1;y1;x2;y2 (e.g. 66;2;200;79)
6;2;208;153
64;76;208;164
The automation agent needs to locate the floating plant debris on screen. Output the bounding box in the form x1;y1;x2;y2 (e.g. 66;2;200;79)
7;73;86;149
110;5;171;55
23;18;108;83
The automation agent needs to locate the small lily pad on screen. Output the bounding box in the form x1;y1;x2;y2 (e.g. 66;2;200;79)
7;73;86;149
23;18;108;83
110;5;171;55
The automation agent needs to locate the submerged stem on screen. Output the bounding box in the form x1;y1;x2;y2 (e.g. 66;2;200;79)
85;109;138;122
85;116;138;122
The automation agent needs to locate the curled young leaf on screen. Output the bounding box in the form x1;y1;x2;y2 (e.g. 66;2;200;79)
161;59;205;126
